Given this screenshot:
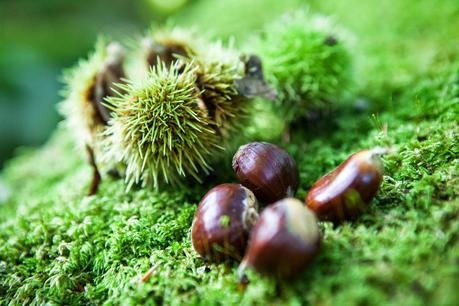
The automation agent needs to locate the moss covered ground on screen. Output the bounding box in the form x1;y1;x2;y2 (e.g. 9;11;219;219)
1;0;458;305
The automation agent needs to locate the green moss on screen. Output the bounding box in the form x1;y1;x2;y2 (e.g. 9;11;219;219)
309;0;459;102
1;0;459;305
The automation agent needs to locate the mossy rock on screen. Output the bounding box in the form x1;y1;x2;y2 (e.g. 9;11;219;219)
1;0;458;305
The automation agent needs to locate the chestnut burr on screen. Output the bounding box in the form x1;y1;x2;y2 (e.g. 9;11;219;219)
306;148;387;222
93;42;126;124
232;142;299;204
191;183;259;261
238;198;321;279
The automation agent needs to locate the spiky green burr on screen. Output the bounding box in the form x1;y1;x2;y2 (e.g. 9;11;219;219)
192;41;248;135
59;39;125;150
103;29;266;188
256;10;354;122
142;28;250;135
58;39;126;194
142;27;200;68
60;28;269;190
102;61;221;189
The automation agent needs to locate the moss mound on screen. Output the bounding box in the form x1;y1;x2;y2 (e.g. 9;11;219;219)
1;0;458;305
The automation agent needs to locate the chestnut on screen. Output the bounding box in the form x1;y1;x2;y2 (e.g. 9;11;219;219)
232;142;299;204
238;198;320;279
306;148;387;222
191;183;259;261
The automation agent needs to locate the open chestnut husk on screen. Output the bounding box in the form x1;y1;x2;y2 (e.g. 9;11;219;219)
306;148;388;222
238;198;320;279
191;183;259;261
232;142;299;204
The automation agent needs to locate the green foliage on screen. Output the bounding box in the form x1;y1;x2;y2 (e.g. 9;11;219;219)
255;10;354;122
309;0;459;101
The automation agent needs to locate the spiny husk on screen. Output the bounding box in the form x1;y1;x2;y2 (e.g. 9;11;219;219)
102;61;222;189
256;10;354;122
191;40;248;136
59;39;126;168
142;28;249;135
127;28;200;84
59;39;111;150
142;27;201;70
60;28;266;190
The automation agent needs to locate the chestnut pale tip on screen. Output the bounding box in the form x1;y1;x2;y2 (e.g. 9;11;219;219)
238;198;321;279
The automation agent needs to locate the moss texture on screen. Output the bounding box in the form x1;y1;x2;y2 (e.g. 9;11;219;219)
1;0;458;305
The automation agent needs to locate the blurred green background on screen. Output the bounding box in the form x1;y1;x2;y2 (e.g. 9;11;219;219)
0;0;306;168
0;0;158;168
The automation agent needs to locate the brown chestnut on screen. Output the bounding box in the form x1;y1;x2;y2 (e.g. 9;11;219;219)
232;142;299;204
306;148;387;222
191;183;259;261
238;198;320;279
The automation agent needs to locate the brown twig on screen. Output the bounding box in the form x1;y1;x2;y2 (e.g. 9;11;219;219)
140;265;158;283
86;145;101;196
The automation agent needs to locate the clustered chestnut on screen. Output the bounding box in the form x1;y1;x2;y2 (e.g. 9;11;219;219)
232;142;299;203
191;143;387;280
238;198;320;278
191;183;259;261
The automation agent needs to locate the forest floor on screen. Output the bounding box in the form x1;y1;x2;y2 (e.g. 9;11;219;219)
1;0;458;305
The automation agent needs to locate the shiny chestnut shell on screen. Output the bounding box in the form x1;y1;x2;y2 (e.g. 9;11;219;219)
191;183;259;261
306;148;386;222
232;142;299;204
239;198;320;279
